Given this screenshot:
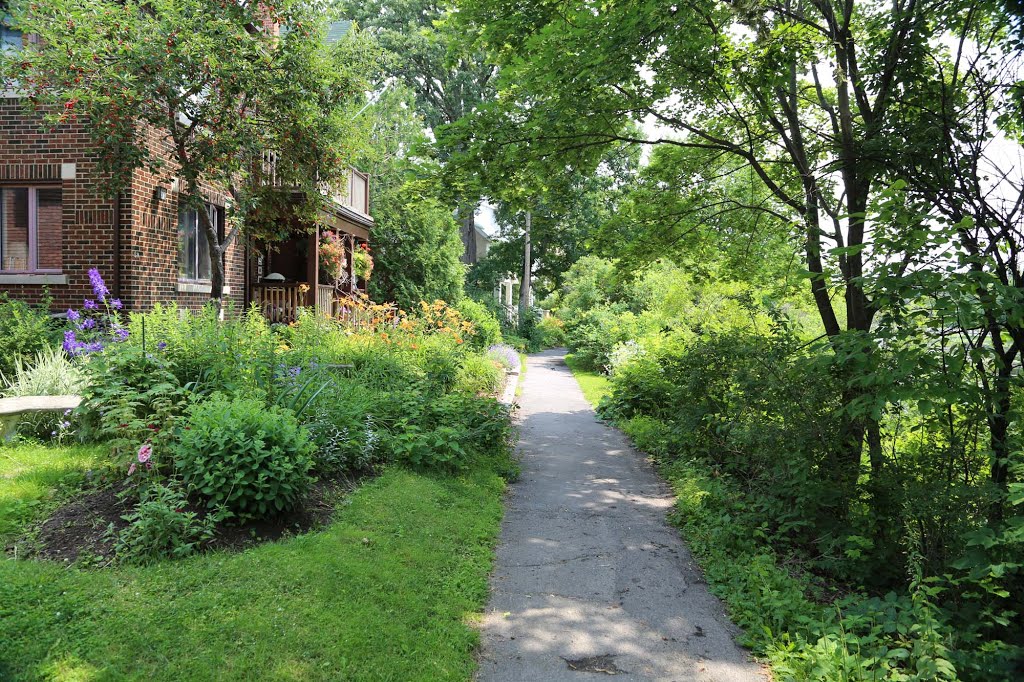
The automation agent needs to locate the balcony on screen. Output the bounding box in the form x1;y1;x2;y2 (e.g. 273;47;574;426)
261;151;370;217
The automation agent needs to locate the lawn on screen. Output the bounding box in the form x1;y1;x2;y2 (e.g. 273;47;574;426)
563;354;611;408
0;442;510;682
0;442;106;548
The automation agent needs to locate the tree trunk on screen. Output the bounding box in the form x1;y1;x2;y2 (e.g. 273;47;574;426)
194;194;225;317
519;209;532;321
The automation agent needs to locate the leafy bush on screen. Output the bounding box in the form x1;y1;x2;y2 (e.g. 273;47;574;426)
386;393;513;471
457;353;505;395
114;483;216;564
126;303;278;396
563;304;651;372
76;343;187;464
455;298;502;349
531;316;566;349
0;293;58;379
171;394;314;521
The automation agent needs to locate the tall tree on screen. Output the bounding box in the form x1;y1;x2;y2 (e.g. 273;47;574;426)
336;0;496;255
452;0;1019;515
2;0;375;307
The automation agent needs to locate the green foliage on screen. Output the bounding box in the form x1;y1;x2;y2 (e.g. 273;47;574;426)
171;395;314;522
389;393;513;472
367;180;465;309
455;298;503;349
77;343;187;467
126;304;277;396
0;293;58;380
113;483;217;565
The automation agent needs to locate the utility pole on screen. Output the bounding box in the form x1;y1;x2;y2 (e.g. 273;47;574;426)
519;209;532;323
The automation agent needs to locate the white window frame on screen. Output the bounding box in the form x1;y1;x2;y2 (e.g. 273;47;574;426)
0;186;62;274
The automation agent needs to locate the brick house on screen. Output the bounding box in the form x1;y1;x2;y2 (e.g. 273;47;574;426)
0;18;372;320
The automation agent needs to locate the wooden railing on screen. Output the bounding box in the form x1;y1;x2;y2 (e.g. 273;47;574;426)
252;283;306;324
331;168;370;215
316;285;336;318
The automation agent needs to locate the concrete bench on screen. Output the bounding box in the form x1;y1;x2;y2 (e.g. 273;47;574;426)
0;395;82;442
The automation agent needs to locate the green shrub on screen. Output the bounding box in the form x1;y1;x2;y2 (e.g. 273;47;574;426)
171;394;314;521
455;298;503;349
0;293;58;379
531;316;567;349
127;304;277;396
456;353;504;395
77;343;187;464
114;483;216;564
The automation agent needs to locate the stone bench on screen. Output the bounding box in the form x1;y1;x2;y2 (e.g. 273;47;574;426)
0;395;82;442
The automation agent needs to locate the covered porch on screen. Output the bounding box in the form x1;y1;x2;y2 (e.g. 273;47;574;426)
249;175;373;323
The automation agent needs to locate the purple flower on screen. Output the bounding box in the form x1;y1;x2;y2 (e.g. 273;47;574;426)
67;308;80;321
62;330;79;354
113;328;129;342
288;366;302;378
156;341;167;351
79;318;97;330
82;341;104;353
111;298;122;310
84;299;98;310
87;268;109;300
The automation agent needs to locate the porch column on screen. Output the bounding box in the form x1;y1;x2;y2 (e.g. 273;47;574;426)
306;226;319;307
345;234;355;294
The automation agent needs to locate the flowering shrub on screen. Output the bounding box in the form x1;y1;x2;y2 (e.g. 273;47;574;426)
62;268;128;356
486;344;520;371
395;299;475;345
171;394;314;522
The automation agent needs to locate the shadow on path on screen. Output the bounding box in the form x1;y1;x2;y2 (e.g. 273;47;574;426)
476;349;768;682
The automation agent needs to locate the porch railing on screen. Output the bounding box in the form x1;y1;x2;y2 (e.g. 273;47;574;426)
252;283;306;324
316;285;336;318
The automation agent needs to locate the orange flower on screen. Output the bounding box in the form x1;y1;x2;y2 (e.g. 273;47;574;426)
455;337;464;344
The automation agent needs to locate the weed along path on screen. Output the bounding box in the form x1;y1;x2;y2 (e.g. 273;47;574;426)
477;349;766;682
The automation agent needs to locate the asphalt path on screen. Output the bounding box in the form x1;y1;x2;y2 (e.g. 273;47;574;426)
477;349;768;682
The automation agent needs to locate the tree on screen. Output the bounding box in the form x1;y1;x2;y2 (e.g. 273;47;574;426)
2;0;375;307
336;0;496;255
355;85;465;308
452;0;1019;516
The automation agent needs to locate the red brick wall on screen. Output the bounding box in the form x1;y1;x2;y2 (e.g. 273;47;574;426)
0;97;115;310
120;122;246;313
0;99;246;313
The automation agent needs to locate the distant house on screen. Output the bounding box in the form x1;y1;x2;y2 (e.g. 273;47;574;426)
0;17;371;321
461;221;492;265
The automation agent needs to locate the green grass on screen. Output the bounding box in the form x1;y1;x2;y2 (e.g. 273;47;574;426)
0;441;106;546
0;453;511;681
564;354;612;407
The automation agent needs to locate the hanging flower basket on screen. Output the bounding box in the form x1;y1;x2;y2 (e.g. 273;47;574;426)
319;230;347;280
352;243;374;280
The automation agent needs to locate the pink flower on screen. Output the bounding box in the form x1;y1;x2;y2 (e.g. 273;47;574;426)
137;443;152;464
128;462;137;475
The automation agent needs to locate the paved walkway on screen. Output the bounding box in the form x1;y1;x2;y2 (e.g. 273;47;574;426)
477;349;766;682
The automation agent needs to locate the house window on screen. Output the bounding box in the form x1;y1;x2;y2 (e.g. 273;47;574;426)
0;187;62;272
178;203;221;282
1;16;22;52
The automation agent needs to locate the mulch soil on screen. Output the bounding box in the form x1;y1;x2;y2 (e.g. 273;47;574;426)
17;475;360;565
